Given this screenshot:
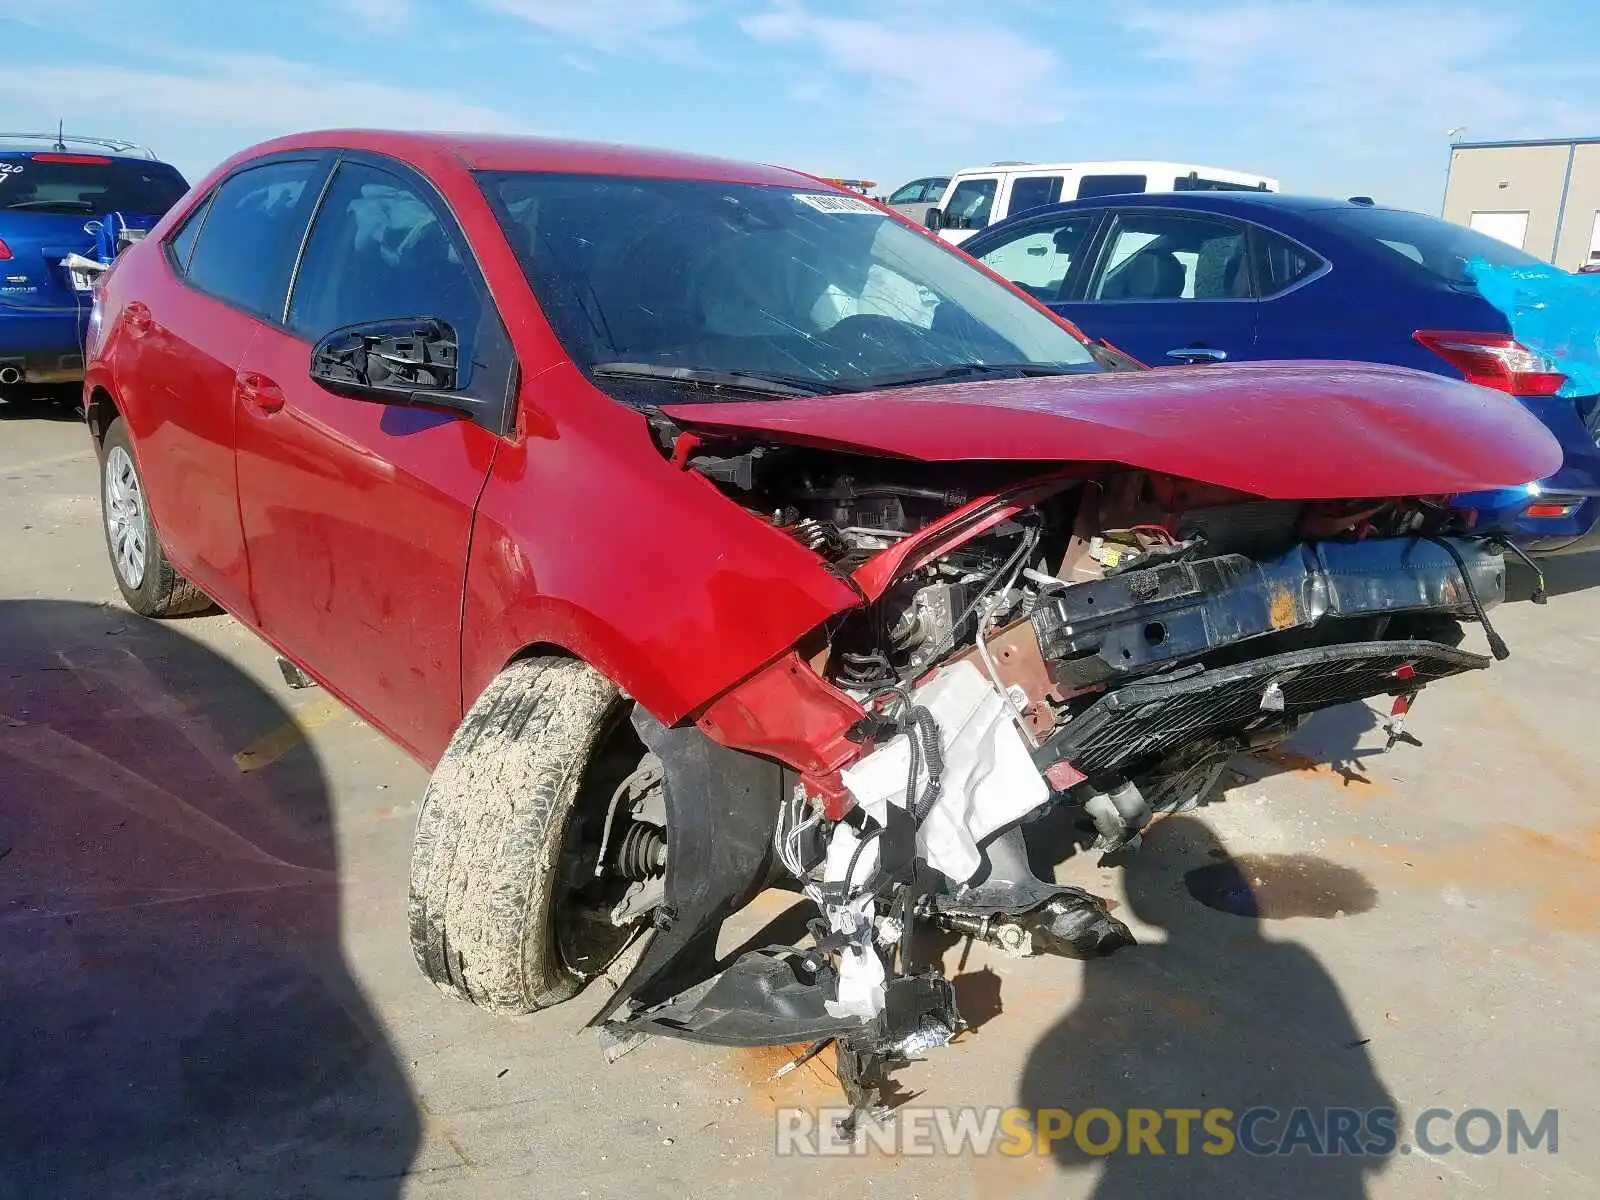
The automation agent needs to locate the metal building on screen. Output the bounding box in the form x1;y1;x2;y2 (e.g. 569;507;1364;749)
1442;137;1600;270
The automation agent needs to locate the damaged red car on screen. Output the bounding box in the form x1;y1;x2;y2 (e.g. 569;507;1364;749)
83;131;1559;1125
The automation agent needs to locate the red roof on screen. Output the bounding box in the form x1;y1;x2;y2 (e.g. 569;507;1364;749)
221;128;818;187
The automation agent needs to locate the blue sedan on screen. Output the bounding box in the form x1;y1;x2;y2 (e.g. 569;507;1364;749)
960;192;1600;554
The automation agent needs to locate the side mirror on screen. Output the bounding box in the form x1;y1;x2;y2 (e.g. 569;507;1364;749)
924;207;944;232
310;318;466;409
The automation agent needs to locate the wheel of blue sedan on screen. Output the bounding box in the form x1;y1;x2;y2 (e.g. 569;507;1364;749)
96;418;215;618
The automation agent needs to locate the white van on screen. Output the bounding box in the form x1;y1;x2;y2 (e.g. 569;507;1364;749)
928;161;1280;245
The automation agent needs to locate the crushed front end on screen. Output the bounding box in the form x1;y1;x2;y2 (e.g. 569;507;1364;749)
595;443;1520;1130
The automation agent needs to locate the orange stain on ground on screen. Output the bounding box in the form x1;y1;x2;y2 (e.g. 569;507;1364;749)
1347;822;1600;933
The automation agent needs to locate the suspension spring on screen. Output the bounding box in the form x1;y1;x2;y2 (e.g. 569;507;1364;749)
788;518;847;557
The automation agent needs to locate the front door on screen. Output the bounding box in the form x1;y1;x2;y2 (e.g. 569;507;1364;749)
233;154;516;759
939;175;1003;245
968;210;1103;307
1054;208;1258;367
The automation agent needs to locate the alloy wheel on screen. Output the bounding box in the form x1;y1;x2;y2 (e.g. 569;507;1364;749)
104;445;148;589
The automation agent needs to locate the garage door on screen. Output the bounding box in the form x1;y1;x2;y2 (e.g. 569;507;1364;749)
1469;211;1530;249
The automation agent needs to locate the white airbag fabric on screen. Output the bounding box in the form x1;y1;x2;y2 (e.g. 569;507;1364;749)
841;660;1047;885
821;823;884;1021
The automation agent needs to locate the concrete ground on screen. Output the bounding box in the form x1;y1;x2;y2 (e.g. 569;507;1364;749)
2;395;1597;1199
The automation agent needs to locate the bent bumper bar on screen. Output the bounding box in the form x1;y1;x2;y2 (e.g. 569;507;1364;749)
1032;537;1502;690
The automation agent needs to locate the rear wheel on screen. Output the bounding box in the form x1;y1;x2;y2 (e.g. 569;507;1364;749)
408;655;660;1014
97;418;215;617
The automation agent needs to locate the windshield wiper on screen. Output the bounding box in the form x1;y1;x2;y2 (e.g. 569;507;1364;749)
4;200;98;213
831;362;1097;391
589;362;833;397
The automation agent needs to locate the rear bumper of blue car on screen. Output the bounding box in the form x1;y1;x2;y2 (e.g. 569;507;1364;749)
1457;392;1600;556
0;303;88;384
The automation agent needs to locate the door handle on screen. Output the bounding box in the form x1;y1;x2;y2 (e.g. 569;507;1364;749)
1166;346;1228;364
124;301;152;336
236;371;286;414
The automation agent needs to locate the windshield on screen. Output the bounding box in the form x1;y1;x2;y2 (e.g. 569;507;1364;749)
1324;206;1546;284
0;154;189;215
476;173;1098;398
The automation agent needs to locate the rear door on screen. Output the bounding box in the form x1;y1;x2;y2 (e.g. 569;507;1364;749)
233;153;515;758
1002;174;1066;221
1242;225;1335;360
116;154;330;618
1054;207;1258;366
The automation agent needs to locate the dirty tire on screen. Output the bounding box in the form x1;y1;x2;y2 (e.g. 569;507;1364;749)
409;655;624;1014
98;417;216;618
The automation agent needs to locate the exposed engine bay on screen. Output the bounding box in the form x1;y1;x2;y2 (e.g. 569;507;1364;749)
598;433;1526;1133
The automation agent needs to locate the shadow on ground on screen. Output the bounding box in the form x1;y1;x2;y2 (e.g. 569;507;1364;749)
0;600;419;1199
1020;814;1393;1198
0;390;82;422
1016;700;1385;881
1509;551;1600;601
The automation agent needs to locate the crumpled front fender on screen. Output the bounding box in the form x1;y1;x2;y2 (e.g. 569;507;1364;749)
588;706;789;1026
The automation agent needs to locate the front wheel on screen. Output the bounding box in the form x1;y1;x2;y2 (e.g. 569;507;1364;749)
408;655;659;1014
97;418;215;618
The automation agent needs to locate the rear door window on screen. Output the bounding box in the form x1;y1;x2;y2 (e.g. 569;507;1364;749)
1007;175;1064;217
165;195;212;276
0;154;188;215
1255;228;1323;296
1092;211;1252;301
185;158;326;319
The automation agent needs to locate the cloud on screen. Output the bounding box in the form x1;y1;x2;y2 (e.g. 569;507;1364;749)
0;0;101;24
0;52;526;137
332;0;419;29
741;2;1064;133
1119;1;1580;146
1111;0;1600;207
473;0;703;49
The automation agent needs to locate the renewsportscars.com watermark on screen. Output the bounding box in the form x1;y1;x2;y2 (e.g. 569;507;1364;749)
776;1105;1560;1158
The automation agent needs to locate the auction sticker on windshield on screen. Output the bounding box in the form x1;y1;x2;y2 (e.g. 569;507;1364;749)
794;192;880;215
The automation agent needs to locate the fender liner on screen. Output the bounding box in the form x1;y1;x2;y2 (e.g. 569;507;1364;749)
587;707;787;1026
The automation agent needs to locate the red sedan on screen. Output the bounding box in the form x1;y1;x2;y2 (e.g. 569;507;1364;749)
83;130;1557;1120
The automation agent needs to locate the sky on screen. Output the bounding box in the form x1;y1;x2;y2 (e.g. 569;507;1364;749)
2;0;1596;213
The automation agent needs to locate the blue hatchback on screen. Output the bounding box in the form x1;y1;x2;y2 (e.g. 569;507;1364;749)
1;134;188;397
960;192;1600;554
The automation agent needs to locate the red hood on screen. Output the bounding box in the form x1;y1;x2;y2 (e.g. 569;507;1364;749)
662;360;1562;500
